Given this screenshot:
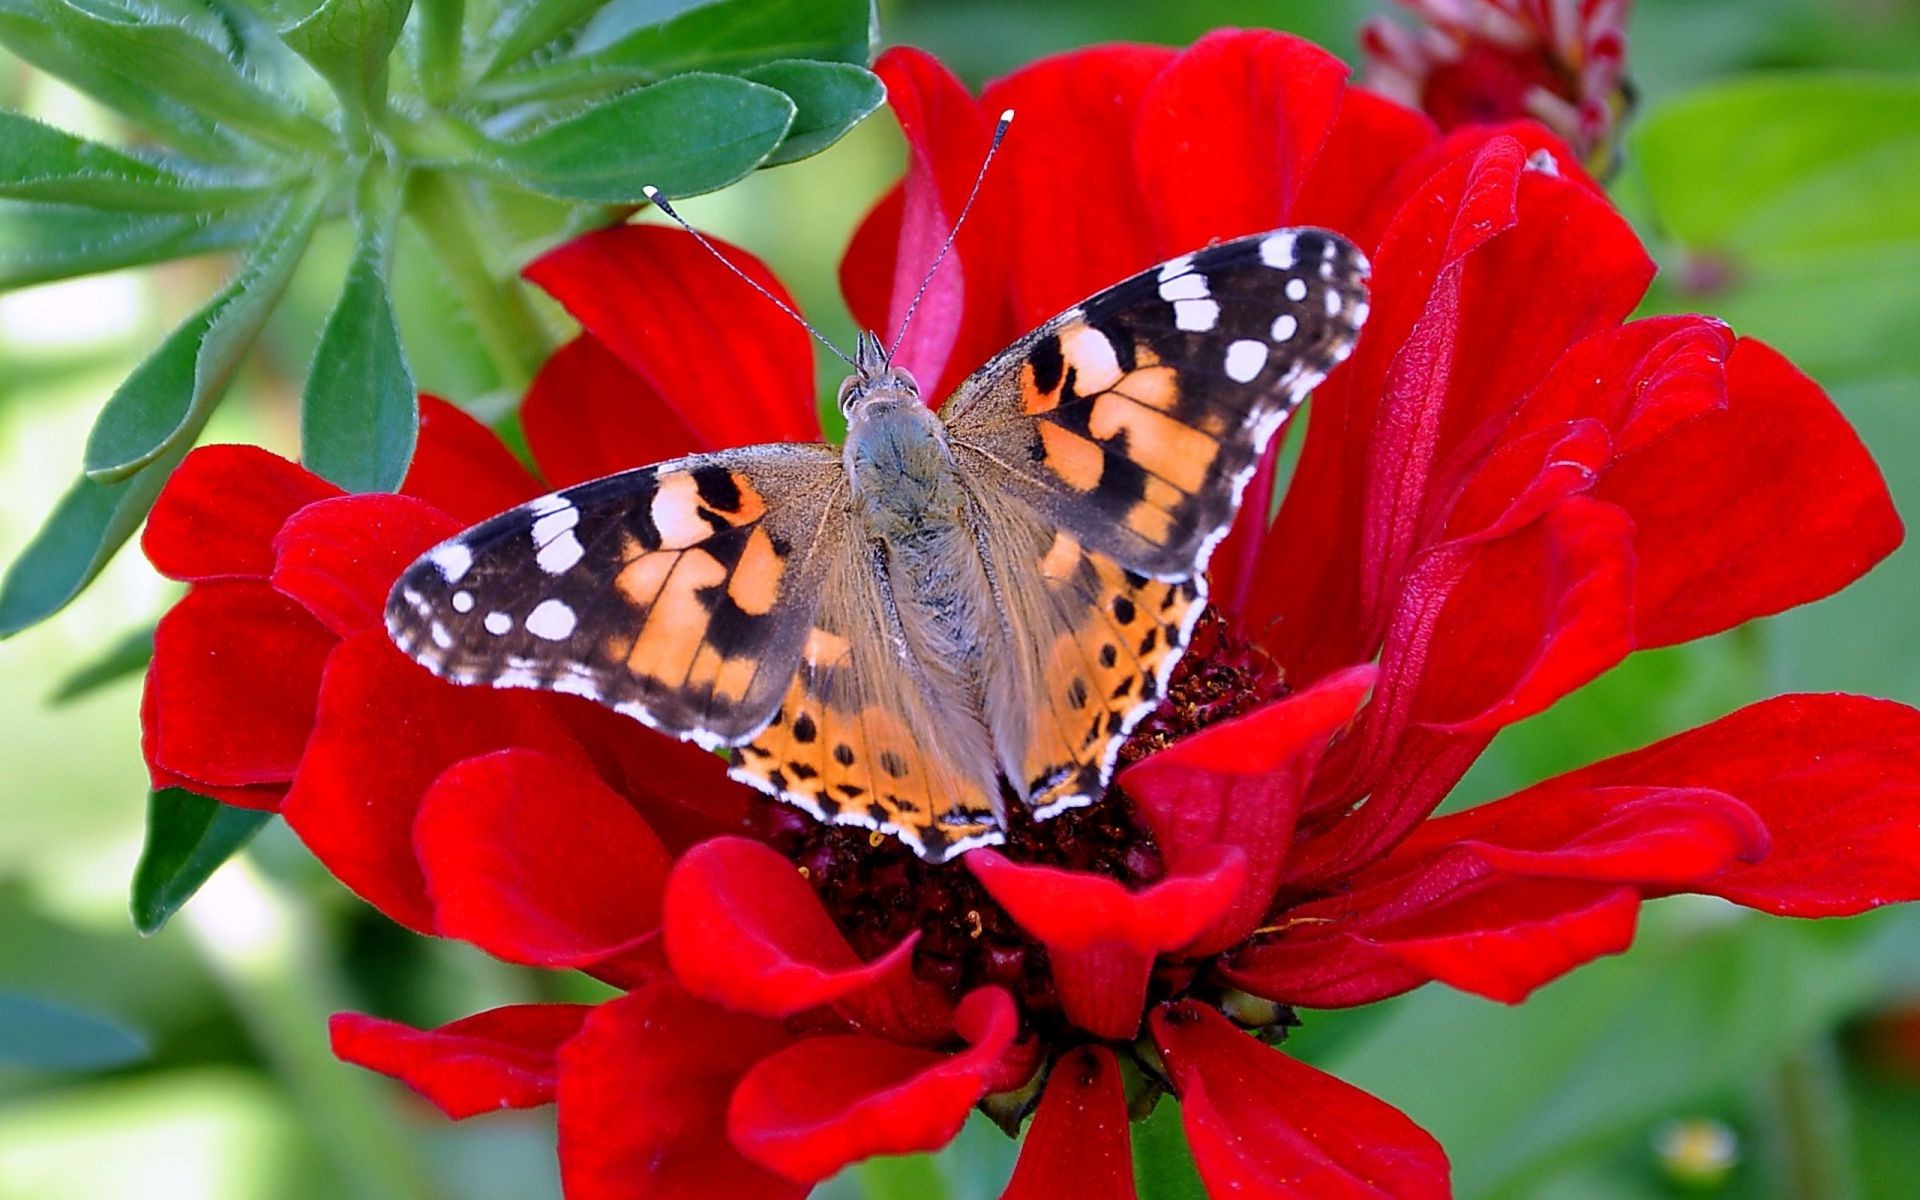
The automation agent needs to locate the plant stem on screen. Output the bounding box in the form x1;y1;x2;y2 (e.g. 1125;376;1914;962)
1765;1037;1860;1200
405;169;553;391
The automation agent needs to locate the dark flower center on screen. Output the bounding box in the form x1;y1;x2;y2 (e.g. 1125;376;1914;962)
749;608;1291;1042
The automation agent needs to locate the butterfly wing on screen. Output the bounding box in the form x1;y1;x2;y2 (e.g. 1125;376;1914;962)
942;227;1369;578
944;227;1369;814
731;537;1005;863
385;445;846;749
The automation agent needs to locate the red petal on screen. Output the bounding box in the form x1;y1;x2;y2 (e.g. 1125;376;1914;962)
983;45;1177;329
1002;1046;1136;1200
1119;666;1375;954
1290;89;1439;249
401;395;543;526
526;225;818;449
841;47;1015;400
968;848;1245;1038
330;1004;589;1119
143;445;340;582
556;700;763;853
1602;338;1902;647
1152;1002;1450;1200
662;837;934;1034
1492;694;1920;916
523;335;703;487
557;984;801;1200
1134;30;1349;254
416;749;671;979
728;987;1019;1183
281;630;591;932
144;583;335;789
270;494;457;638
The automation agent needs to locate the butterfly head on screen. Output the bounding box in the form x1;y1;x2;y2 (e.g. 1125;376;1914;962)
838;331;923;420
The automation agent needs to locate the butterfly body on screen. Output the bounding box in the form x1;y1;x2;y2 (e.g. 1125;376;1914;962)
387;228;1371;862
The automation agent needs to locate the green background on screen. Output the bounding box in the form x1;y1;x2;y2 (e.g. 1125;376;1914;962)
2;0;1918;1197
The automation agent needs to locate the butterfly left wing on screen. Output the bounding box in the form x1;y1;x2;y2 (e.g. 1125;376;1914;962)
385;445;846;749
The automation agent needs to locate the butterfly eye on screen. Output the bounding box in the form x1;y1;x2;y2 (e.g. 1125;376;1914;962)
837;374;863;415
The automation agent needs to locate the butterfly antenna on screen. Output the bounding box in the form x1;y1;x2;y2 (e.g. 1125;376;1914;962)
642;186;858;369
885;108;1015;364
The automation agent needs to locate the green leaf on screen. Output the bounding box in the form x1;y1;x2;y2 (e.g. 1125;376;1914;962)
0;436;190;635
130;788;273;935
280;0;413;122
30;0;335;154
0;993;148;1071
855;1154;952;1200
743;60;883;167
82;184;328;481
480;0;873;105
488;72;795;203
0;199;268;289
473;0;608;79
301;214;417;492
1133;1098;1207;1200
48;623;153;704
0;112;280;211
0;1;231;159
411;0;464;102
1631;73;1920;381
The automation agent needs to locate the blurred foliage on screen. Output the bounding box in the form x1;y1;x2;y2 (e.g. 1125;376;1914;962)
2;0;1919;1197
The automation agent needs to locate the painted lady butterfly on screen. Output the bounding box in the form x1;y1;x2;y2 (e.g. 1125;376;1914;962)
387;226;1369;862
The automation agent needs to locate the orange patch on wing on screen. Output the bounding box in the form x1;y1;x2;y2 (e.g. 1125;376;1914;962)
1112;364;1180;412
727;527;784;616
804;627;851;668
1040;530;1081;582
1039;422;1104;492
625;548;726;684
1021;361;1061;415
615;546;675;608
1087;393;1217;493
1125;501;1176;543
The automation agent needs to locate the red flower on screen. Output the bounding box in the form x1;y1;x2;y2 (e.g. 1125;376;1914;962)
140;32;1916;1200
1362;0;1631;172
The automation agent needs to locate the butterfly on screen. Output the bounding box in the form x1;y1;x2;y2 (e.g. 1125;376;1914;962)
386;226;1370;863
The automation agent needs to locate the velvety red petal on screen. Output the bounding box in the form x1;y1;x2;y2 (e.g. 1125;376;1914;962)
968;848;1245;1038
983;44;1176;329
144;582;336;789
1290;89;1438;249
843;47;1015;400
728;987;1019;1183
1486;694;1920;917
1001;1045;1136;1200
1152;1002;1450;1199
415;749;671;979
1601;338;1902;647
270;494;458;638
663;837;936;1036
143;445;340;582
1120;666;1375;954
1134;30;1349;255
281;630;591;932
523;335;703;487
401;395;544;526
557;984;801;1200
526;225;818;450
330;1004;589;1119
555;700;762;853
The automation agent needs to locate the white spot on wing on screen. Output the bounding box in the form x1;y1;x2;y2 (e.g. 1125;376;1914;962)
1157;254;1194;282
1285;278;1308;302
484;611;511;636
1174;298;1220;332
1271;314;1298;342
1158;272;1210;302
429;542;472;584
1225;339;1269;382
1260;233;1297;269
451;590;474;613
525;598;577;641
1324;288;1342;317
537;531;584;575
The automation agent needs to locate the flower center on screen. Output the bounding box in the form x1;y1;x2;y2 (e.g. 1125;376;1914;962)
749;609;1290;1039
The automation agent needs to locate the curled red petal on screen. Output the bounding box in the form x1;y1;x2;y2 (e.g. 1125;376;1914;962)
1152;1001;1450;1200
1289;88;1438;248
401;395;544;526
330;1004;589;1119
526;225;818;449
1001;1045;1136;1200
271;494;457;638
968;847;1245;1038
1120;665;1375;954
144;582;335;790
523;335;703;486
1134;30;1350;254
663;836;925;1026
558;984;801;1200
416;749;672;979
281;630;591;932
728;987;1019;1183
143;445;340;582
